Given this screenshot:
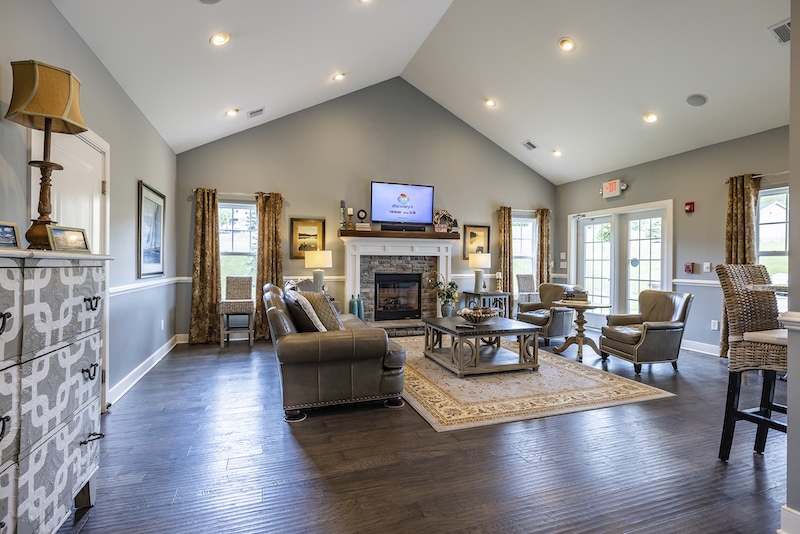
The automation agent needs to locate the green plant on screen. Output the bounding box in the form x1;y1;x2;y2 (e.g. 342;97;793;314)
433;276;459;302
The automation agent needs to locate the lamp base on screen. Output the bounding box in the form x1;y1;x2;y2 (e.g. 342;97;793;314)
313;269;325;293
473;269;484;294
26;219;54;250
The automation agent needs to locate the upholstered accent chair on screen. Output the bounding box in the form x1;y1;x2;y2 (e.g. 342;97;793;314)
516;283;576;346
219;276;255;348
599;290;693;374
715;264;787;462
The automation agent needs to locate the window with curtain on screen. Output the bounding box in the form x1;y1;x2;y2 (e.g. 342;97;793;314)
219;202;258;296
757;186;788;311
511;216;537;293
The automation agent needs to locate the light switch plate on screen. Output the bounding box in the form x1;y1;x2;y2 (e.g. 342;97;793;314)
702;262;712;273
560;252;566;260
559;261;567;269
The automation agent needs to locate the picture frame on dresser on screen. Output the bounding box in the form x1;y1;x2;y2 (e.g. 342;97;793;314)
138;181;165;278
46;225;91;253
290;218;325;259
0;222;21;248
463;224;490;260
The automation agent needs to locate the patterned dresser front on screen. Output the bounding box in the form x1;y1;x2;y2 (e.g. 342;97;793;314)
0;253;109;534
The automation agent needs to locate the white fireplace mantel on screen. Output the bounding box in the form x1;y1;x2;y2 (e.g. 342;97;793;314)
340;233;456;301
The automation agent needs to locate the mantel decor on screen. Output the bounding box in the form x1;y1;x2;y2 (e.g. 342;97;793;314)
46;225;90;252
0;222;21;249
138;181;165;277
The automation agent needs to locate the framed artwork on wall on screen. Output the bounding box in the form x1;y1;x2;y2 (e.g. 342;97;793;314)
290;218;325;259
46;225;91;253
0;222;21;249
138;181;165;278
463;224;490;260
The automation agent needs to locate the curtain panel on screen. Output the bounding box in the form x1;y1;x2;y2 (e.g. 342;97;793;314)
498;206;514;310
719;173;761;358
255;192;284;341
536;209;551;285
188;188;221;344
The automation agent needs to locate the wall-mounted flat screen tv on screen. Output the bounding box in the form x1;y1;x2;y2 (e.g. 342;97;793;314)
370;181;434;225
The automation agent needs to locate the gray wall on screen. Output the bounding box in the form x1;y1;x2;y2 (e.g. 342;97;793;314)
0;0;178;390
554;126;789;349
176;77;555;330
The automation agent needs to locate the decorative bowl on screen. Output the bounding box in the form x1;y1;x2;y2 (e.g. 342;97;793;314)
457;306;499;324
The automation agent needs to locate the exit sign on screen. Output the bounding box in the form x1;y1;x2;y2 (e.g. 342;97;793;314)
602;179;623;198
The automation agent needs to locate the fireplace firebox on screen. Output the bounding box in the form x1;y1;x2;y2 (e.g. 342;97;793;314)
374;273;422;321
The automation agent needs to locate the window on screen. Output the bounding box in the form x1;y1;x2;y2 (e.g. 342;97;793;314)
757;187;789;284
219;203;257;297
511;217;537;294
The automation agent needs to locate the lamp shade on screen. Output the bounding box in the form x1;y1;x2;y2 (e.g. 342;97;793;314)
304;250;332;269
5;60;87;134
469;253;492;269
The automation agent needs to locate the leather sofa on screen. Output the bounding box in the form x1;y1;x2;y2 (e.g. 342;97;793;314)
599;290;693;373
263;283;406;421
516;283;577;346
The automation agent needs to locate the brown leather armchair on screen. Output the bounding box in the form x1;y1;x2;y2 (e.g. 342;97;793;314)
516;283;576;346
599;290;693;373
263;284;405;422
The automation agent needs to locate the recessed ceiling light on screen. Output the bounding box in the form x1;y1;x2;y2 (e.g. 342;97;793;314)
643;112;658;123
686;94;708;107
225;108;239;117
198;0;221;4
558;37;575;51
332;72;346;81
552;149;562;157
209;32;230;46
484;98;497;108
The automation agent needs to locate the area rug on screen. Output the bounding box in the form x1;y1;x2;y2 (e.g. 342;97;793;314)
397;336;674;432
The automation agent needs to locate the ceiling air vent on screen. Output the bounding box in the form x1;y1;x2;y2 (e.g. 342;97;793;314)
522;140;536;150
768;18;791;44
247;107;265;119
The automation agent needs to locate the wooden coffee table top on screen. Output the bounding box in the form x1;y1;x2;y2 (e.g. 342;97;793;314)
423;316;541;336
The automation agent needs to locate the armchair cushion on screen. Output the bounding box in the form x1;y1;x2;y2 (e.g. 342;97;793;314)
285;289;327;332
518;308;550;326
601;324;643;345
301;291;344;331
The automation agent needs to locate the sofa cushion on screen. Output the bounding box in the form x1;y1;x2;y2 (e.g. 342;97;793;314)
301;291;345;331
285;289;327;332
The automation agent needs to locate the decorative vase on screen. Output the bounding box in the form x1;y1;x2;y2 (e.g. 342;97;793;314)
441;301;454;317
356;294;365;320
349;295;358;316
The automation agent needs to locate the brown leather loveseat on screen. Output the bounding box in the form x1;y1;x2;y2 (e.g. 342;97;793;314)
263;283;406;422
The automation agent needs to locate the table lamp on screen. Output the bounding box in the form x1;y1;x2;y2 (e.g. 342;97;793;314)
469;253;492;293
4;60;88;249
305;250;333;292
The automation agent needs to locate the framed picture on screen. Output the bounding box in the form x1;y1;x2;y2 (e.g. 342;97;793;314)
290;218;325;259
46;225;91;253
463;224;490;260
0;222;21;249
138;181;165;278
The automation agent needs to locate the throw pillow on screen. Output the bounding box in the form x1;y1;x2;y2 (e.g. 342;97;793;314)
301;291;345;331
284;289;327;332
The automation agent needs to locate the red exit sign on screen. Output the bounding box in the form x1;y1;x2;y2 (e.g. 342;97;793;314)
602;179;622;198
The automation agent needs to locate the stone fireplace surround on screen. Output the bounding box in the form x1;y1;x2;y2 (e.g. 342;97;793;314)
340;233;455;323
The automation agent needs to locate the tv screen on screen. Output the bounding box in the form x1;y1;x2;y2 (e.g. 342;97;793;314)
370;181;434;225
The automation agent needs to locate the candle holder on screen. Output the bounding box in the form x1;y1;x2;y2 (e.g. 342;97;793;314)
348;213;354;230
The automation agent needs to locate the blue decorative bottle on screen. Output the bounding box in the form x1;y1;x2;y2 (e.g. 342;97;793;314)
349;295;358;316
356;294;365;320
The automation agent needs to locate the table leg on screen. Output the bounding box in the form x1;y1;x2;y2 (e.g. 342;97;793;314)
552;308;588;360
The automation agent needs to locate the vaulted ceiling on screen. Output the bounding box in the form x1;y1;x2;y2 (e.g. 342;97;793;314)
52;0;790;185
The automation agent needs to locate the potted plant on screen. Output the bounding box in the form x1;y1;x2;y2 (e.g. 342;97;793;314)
433;275;459;317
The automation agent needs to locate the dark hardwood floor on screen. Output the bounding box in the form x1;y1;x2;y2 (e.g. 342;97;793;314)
60;333;787;534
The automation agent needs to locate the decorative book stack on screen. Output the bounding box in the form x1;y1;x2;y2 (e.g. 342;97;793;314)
355;222;371;231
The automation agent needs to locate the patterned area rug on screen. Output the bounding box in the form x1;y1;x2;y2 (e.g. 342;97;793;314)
398;336;674;432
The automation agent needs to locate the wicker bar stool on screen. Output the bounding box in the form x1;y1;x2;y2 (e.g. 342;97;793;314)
715;264;787;461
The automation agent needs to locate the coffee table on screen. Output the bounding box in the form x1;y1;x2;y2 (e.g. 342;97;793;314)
422;316;541;377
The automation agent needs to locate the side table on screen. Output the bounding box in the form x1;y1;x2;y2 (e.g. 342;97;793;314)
462;291;511;318
551;300;610;361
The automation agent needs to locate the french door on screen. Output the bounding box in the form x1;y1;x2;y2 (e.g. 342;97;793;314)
573;202;671;325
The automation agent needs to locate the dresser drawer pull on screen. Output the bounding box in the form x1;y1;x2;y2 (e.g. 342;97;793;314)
83;296;101;311
82;363;100;381
0;312;11;335
80;432;105;445
0;415;11;442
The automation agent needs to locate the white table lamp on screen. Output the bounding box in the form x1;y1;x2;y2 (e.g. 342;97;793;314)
469;253;492;293
305;250;333;292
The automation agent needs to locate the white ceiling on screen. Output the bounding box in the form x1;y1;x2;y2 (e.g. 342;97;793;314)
51;0;790;185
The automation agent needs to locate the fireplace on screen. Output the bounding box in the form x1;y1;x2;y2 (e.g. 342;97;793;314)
374;273;422;321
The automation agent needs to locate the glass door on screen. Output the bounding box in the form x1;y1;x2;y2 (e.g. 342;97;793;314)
620;210;665;313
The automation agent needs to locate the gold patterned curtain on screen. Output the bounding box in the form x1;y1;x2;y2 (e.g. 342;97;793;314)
188;188;221;344
719;173;761;357
255;191;284;340
536;209;552;284
498;206;514;311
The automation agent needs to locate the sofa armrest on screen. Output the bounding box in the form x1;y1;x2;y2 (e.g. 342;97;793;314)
276;328;389;365
606;313;643;326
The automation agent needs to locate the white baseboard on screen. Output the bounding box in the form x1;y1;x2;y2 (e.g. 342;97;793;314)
680;339;719;356
107;335;179;408
779;505;800;534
